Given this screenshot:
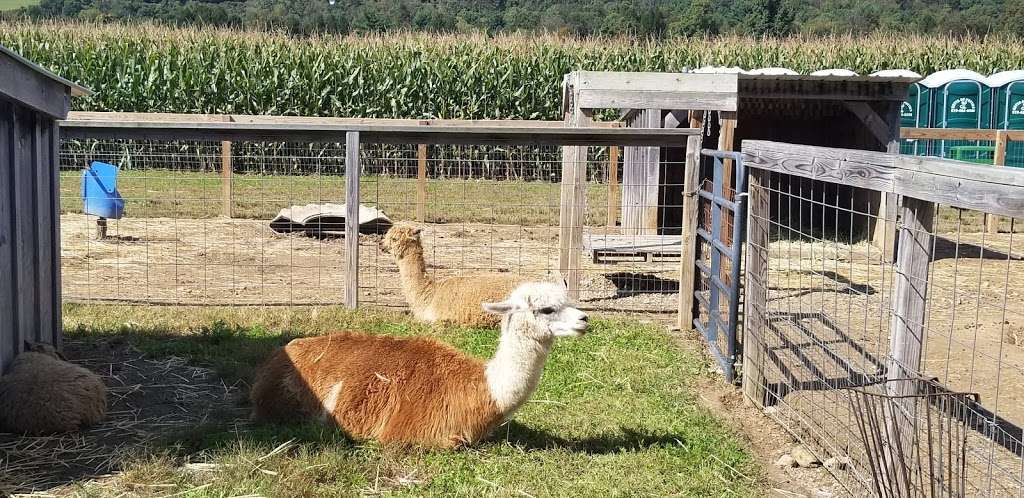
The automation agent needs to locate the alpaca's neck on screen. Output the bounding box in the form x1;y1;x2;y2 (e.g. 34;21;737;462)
484;318;552;417
396;245;433;301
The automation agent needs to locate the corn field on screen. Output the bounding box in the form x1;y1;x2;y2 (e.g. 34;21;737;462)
4;20;1024;120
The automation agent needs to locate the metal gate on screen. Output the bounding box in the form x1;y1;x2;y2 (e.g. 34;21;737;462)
692;149;747;383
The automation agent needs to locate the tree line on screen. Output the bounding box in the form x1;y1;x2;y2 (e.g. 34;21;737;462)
13;0;1024;37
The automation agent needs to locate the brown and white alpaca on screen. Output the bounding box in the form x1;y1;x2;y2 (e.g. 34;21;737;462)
380;224;531;327
249;282;588;448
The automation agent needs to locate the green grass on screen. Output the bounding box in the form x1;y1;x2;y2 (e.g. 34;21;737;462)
0;0;36;11
62;170;614;226
61;304;761;497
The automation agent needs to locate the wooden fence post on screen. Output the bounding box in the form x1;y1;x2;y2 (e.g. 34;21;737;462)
416;144;428;222
678;111;705;332
607;145;619;228
221;115;233;218
558;107;593;300
345;131;361;309
986;130;1008;234
742;168;770;408
887;195;934;389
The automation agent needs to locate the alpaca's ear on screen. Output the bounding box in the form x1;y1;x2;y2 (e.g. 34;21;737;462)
411;228;422;236
482;301;514;314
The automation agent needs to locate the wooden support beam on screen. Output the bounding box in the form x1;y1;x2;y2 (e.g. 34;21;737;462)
345;131;360;309
844;101;891;146
871;139;900;261
416;144;428;222
742;168;771;408
887;196;934;385
572;71;738;112
678;111;706;332
642;109;661;234
607;145;620;228
558;107;593;300
883;196;935;494
221;115;233;218
986;130;1009;234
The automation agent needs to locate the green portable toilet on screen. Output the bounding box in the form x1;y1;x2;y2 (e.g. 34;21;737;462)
924;69;992;161
990;70;1024;167
873;70;926;155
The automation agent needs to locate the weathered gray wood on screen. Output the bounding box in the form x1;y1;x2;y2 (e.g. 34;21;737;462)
621;109;661;235
678;111;705;332
60;119;700;146
742;168;771;408
33;118;55;346
895;153;1024;219
416;144;428;222
221;115;233;218
48;120;62;350
558;107;593;300
345;131;360;309
742;140;896;193
606;145;619;228
584;234;681;254
0;52;71;119
11;107;37;353
0;100;13;372
871;140;900;261
744;140;1024;219
843;101;891;146
577;90;737;113
986;131;1009;233
887;196;934;386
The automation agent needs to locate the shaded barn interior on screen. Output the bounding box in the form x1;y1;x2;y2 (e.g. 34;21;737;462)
621;74;915;241
0;44;88;372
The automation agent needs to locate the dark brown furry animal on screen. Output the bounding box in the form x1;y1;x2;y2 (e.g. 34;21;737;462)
0;343;107;435
250;282;588;448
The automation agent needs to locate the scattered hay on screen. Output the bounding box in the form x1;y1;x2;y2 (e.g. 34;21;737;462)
0;339;246;495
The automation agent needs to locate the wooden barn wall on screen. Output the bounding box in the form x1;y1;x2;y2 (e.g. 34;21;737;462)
0;99;62;374
621;108;662;235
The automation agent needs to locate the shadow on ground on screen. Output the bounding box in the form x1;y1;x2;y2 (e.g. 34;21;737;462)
0;324;682;494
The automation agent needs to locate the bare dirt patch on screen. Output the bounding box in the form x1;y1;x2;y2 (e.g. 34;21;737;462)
61;214;680;313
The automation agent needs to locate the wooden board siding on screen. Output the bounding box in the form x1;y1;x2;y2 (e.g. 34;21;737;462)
621;109;662;235
0;100;62;373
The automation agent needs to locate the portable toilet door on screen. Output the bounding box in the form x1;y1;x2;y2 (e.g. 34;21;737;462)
901;81;930;155
872;70;926;155
924;69;992;161
990;70;1024;167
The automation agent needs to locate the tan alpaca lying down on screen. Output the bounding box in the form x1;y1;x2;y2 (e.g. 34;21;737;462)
250;282;588;448
380;224;533;327
0;343;107;435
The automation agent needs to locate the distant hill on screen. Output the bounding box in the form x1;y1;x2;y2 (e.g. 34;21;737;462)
9;0;1024;37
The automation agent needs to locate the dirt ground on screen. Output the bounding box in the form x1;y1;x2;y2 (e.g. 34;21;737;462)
60;213;680;313
756;233;1024;496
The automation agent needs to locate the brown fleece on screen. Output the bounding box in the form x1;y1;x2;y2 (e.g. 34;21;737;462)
380;224;529;327
250;331;503;448
0;346;107;435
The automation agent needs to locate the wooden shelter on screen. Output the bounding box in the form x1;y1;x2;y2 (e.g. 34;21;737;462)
0;44;88;372
607;70;917;240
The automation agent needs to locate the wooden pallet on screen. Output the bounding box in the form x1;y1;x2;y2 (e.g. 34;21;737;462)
584;234;681;263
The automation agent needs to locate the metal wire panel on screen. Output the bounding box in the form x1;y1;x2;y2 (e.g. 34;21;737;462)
743;166;1024;496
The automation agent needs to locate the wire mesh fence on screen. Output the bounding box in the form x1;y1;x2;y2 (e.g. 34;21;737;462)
742;150;1024;496
58;133;687;315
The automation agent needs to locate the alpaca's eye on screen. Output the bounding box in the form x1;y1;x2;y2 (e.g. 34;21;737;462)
538;307;556;315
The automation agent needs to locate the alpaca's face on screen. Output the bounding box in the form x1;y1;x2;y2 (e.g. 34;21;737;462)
483;282;589;340
380;225;421;257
